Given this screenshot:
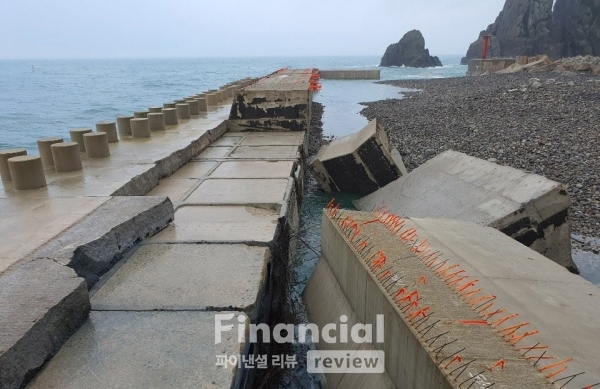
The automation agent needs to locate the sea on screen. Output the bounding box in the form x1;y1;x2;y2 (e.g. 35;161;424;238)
1;54;597;293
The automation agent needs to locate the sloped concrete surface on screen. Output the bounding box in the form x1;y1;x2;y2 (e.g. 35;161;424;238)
91;244;269;311
355;150;576;272
0;259;89;389
33;196;174;286
25;311;240;389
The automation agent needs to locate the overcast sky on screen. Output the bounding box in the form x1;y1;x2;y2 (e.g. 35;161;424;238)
0;0;506;59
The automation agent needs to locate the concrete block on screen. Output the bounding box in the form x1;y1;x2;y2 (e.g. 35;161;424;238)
95;121;118;143
209;161;295;179
133;111;149;119
148;107;163;113
26;311;239;389
176;103;191;120
163;102;176;109
7;156;47;190
186;100;200;115
197;97;208;112
37;137;63;167
355;150;577;272
149;205;279;243
51;142;83;173
161;108;178;125
91;244;269;311
185;178;290;204
116;116;133;136
0;258;89;389
130;118;151;138
83;133;110;159
69;128;92;152
239;132;306;147
0;149;27;181
309;119;404;194
319;69;381;80
206;93;218;106
147;113;166;132
32;196;174;285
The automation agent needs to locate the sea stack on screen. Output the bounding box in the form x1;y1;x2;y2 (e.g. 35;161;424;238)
380;30;442;68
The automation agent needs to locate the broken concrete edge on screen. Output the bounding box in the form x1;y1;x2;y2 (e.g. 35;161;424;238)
309;119;404;194
0;259;90;389
233;164;302;389
111;121;228;196
32;197;175;287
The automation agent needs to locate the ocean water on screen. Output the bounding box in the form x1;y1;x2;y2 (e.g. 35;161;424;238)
0;55;465;153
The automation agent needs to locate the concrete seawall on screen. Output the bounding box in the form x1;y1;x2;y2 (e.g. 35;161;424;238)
304;208;600;388
319;69;381;80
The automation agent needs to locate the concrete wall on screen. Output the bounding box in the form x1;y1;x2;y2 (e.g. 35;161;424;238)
467;58;516;76
319;70;381;80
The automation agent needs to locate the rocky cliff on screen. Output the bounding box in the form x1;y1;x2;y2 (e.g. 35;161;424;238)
461;0;600;64
381;30;442;68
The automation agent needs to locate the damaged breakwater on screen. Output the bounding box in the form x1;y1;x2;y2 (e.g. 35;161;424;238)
361;73;600;240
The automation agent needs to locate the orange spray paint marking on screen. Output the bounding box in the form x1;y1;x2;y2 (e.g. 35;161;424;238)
457;279;479;293
357;240;369;251
408;307;430;322
339;216;350;228
437;264;460;276
469;295;496;306
325;198;336;209
476;302;495;314
546;366;568;379
444;355;462;370
498;322;530;335
519;345;548;352
484;308;506;319
461;288;482;299
361;219;380;226
445;270;467;281
491;314;519;329
539;358;573;373
368;250;384;262
378;270;392;280
372;254;387;269
455;320;488;326
418;276;427;285
426;256;443;268
394;288;407;300
402;300;419;313
489;359;505;371
400;290;419;303
509;330;539;345
527;355;555;361
400;228;417;239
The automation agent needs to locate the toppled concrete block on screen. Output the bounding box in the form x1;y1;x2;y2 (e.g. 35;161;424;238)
309;119;406;194
355;150;577;272
33;196;174;286
0;259;89;389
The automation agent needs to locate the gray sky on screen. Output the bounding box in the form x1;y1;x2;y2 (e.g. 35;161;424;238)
0;0;505;59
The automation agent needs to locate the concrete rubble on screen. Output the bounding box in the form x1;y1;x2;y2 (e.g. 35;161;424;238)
355;150;578;272
496;55;600;75
304;209;600;389
309;119;407;194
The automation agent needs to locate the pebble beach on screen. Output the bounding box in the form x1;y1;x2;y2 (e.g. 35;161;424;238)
361;73;600;241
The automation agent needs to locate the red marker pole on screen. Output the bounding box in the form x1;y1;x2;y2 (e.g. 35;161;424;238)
482;35;491;60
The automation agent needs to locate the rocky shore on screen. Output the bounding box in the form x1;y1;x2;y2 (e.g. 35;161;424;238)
360;73;600;239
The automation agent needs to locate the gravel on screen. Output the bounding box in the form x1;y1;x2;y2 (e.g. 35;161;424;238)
360;73;600;238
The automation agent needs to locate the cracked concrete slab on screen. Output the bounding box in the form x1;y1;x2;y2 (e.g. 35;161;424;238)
192;146;233;159
32;196;174;286
0;259;89;389
146;178;198;201
228;145;300;159
185;178;290;204
209;161;295;179
91;244;269;311
355;150;576;272
167;161;217;179
25;311;240;389
237;132;306;147
149;205;280;243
